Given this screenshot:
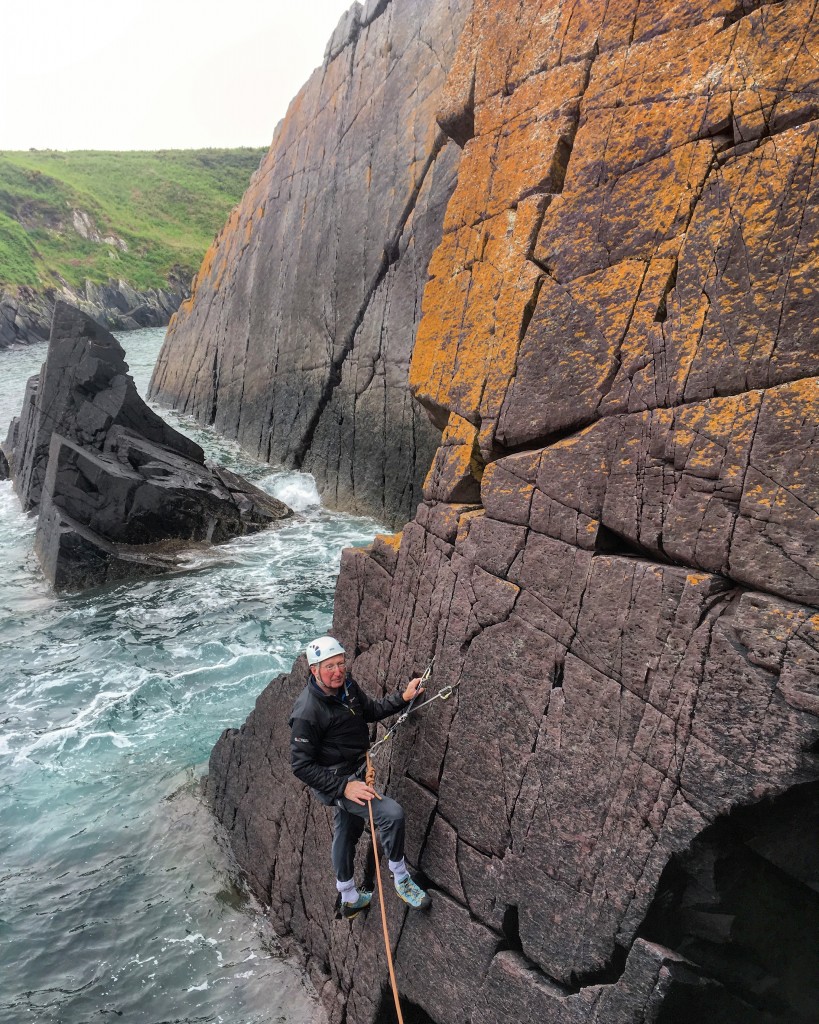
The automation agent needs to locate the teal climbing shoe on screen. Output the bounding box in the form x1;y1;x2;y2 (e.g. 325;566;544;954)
341;890;372;920
394;876;431;910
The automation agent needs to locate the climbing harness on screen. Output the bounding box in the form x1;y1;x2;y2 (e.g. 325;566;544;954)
368;658;461;759
365;750;404;1024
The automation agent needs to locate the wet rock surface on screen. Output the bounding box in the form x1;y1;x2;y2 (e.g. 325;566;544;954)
148;0;470;528
2;302;291;590
204;2;818;1023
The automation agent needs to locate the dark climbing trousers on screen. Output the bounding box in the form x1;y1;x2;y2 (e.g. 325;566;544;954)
332;793;405;883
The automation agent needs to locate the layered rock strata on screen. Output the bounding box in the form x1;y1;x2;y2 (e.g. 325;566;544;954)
206;1;818;1023
0;277;189;349
3;302;291;590
148;0;471;527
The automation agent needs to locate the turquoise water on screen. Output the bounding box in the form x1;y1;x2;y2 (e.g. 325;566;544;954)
0;328;380;1023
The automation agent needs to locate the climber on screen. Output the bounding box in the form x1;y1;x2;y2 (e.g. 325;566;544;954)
289;635;432;920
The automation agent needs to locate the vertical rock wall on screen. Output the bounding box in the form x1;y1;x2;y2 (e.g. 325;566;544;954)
206;2;819;1023
149;0;470;527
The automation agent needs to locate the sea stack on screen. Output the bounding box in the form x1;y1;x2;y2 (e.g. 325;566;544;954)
2;302;292;590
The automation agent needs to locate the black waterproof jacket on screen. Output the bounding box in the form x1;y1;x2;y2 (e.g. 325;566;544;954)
289;675;408;801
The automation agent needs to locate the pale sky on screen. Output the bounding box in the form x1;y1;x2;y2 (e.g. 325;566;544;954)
1;0;357;151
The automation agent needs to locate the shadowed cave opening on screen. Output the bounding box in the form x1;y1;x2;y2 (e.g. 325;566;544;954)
639;781;819;1023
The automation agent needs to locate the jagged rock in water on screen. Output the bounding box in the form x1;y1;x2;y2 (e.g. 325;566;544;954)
6;301;204;514
203;2;819;1024
148;0;471;528
2;301;291;590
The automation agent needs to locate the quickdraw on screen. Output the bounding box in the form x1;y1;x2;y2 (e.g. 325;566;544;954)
399;654;435;723
369;657;460;758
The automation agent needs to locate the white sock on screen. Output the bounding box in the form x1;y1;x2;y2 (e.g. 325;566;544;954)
336;877;359;904
389;858;409;883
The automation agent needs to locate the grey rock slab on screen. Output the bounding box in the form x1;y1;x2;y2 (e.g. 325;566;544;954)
4;302;291;590
7;301;203;512
34;499;184;591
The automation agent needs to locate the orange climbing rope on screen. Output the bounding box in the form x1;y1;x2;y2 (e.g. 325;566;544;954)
365;751;404;1024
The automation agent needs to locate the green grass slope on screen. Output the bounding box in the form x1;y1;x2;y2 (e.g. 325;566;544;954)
0;149;266;292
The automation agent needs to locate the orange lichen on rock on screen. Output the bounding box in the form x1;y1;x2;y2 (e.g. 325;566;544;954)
478;370;817;606
411;0;819;468
411;199;544;434
410;26;597;438
374;532;402;553
423;412;484;502
495;261;646;446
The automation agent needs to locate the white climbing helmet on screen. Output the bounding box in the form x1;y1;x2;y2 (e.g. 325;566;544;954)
306;635;346;667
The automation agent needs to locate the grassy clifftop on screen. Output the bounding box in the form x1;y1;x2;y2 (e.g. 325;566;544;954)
0;149;266;292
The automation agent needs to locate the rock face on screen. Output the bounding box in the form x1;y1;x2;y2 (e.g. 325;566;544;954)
0;277;189;349
205;2;819;1023
3;302;291;590
148;0;470;527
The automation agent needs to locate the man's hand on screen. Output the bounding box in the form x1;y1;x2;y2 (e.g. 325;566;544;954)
344;780;378;805
402;676;425;702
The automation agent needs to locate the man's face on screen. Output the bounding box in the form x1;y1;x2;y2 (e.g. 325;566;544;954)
312;654;346;692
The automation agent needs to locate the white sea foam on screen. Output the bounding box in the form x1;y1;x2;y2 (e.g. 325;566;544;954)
75;731;134;751
167;933;219;947
262;471;321;511
12;684;139;763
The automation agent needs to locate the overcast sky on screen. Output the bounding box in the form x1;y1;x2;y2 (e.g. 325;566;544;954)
1;0;356;151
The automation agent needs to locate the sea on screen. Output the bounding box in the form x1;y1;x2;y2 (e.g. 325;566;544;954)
0;327;381;1023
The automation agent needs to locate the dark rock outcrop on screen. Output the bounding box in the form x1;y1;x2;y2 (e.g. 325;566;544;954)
201;2;819;1023
0;276;189;349
148;0;471;528
3;301;291;590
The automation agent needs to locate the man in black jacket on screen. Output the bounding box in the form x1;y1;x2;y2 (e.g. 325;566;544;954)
290;634;431;919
